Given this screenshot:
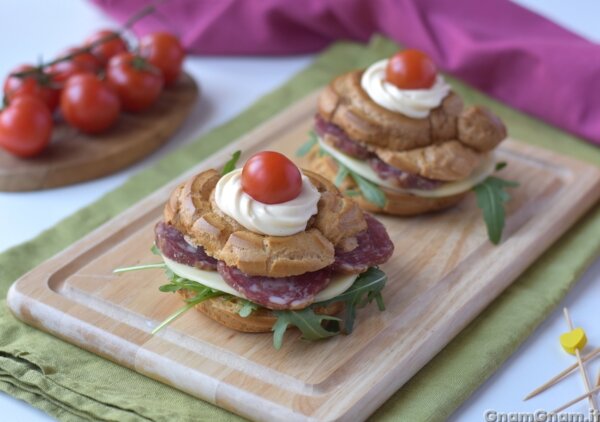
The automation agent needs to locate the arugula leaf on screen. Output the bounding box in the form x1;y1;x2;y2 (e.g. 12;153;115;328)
334;165;349;187
473;176;519;245
113;263;165;274
296;131;318;157
114;257;227;334
315;267;387;333
238;300;258;318
152;270;224;334
151;300;201;335
345;189;360;197
221;150;241;175
324;152;387;208
349;171;387;208
117;254;389;349
272;308;341;350
158;268;222;297
151;284;223;334
495;161;507;172
150;244;160;256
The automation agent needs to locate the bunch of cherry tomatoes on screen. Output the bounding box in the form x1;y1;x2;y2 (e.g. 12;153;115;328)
0;29;185;158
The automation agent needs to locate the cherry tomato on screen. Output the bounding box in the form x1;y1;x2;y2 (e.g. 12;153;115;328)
47;60;94;87
241;151;302;204
61;47;100;70
385;50;438;90
0;96;53;158
3;64;59;111
47;51;99;89
139;32;185;86
49;47;100;83
60;74;120;134
85;30;128;65
106;52;163;112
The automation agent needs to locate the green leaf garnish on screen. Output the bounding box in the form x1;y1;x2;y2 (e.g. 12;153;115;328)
118;255;388;348
320;149;387;208
349;170;386;208
150;244;160;256
151;300;201;335
270;268;387;349
473;176;519;245
334;165;349;187
316;267;387;333
296;131;318;157
272;308;341;350
221;150;241;175
495;161;507;172
151;270;223;334
113;263;166;273
238;300;258;318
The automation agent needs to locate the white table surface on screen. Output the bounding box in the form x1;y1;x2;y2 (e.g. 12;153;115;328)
1;1;599;420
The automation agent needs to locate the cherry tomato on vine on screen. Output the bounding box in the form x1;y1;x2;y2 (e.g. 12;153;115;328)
3;64;59;111
0;96;53;158
85;30;128;65
47;60;94;88
48;47;100;85
385;50;438;90
241;151;302;204
60;74;120;134
139;32;185;86
47;52;96;88
106;52;163;112
61;47;100;71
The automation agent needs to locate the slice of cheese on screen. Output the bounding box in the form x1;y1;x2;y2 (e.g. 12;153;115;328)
162;256;358;303
318;137;496;198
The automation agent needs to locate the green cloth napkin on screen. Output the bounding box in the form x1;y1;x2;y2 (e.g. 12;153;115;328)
2;36;600;422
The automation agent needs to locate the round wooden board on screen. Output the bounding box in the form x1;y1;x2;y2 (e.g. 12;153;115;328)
0;73;199;192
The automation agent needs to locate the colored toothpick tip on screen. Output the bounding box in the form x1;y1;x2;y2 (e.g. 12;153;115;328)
562;307;598;411
560;327;587;355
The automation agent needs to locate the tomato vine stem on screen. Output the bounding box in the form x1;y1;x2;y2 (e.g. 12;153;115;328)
10;0;164;79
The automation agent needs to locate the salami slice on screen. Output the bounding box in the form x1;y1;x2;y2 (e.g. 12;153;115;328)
315;115;441;190
154;222;218;270
315;114;371;159
333;214;394;273
217;262;333;310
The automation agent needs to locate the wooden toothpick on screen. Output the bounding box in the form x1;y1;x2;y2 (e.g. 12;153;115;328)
552;384;600;414
563;307;598;411
524;347;600;400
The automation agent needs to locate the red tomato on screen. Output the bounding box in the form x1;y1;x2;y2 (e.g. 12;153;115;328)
139;32;185;86
47;61;93;87
60;48;99;70
0;96;53;158
385;50;438;90
60;74;120;134
241;151;302;204
3;64;59;111
47;48;100;90
85;30;128;65
106;52;163;112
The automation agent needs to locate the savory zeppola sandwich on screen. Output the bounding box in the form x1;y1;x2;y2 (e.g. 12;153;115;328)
117;151;394;348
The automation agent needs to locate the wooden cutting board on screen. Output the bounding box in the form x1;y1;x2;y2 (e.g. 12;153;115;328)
0;73;198;192
7;91;600;422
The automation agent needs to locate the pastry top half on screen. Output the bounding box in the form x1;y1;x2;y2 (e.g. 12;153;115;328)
317;70;506;182
163;168;368;278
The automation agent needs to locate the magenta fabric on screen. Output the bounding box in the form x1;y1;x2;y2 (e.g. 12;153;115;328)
91;0;600;145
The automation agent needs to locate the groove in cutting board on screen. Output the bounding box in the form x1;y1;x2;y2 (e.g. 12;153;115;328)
8;90;600;422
